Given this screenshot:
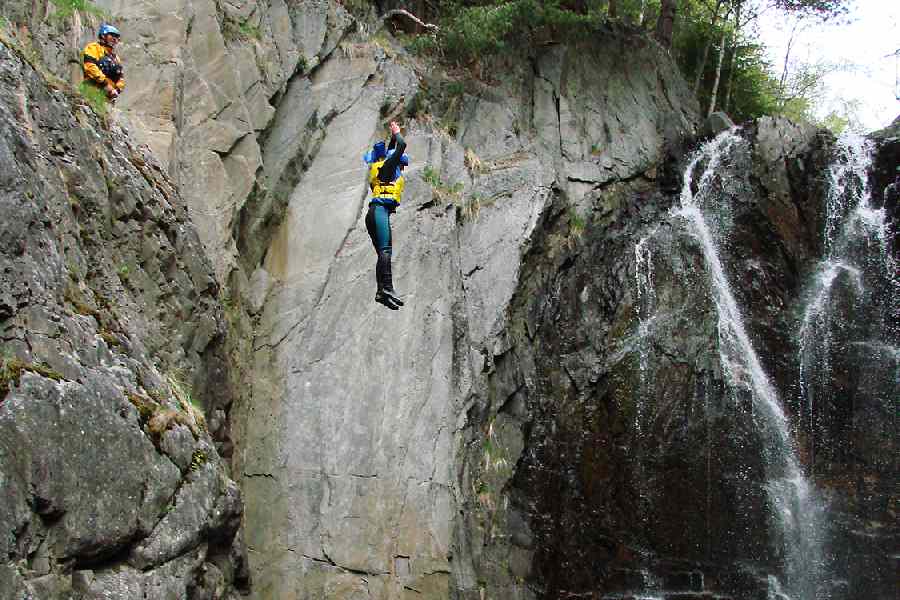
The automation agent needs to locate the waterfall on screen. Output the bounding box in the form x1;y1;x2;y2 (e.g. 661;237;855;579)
634;234;656;437
798;135;899;473
673;130;826;600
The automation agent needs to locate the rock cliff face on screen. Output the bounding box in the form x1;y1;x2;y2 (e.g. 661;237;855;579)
0;39;245;599
0;2;896;599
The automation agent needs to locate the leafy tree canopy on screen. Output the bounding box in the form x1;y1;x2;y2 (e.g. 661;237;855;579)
397;0;853;128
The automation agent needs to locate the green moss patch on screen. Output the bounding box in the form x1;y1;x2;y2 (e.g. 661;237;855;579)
1;357;65;400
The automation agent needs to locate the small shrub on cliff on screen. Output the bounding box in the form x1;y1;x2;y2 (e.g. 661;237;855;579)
464;148;484;175
168;375;207;434
460;194;482;222
49;0;108;21
189;448;208;471
223;16;262;42
422;166;464;205
566;209;587;250
0;356;26;398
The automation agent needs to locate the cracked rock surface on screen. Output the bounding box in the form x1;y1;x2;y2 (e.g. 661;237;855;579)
0;40;245;599
233;25;699;599
2;2;895;599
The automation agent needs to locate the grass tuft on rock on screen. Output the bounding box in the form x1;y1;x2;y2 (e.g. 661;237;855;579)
78;81;109;117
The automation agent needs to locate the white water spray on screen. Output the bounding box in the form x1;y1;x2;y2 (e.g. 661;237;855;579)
798;134;899;473
634;235;657;436
674;131;825;599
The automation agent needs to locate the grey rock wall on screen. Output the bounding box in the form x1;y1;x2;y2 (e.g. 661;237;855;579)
0;39;245;599
233;27;700;599
3;2;893;598
0;0;356;285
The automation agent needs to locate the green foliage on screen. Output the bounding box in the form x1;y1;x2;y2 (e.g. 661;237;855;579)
404;32;439;56
98;329;120;347
716;44;782;122
169;375;208;434
126;392;157;425
774;0;850;22
567;208;587;249
435;0;604;64
78;80;109;117
820;111;848;136
422;165;442;187
116;262;130;281
239;21;261;40
422;166;463;195
422;165;466;209
222;16;262;42
406;0;853;126
128;375;207;445
0;356;26;398
49;0;107;21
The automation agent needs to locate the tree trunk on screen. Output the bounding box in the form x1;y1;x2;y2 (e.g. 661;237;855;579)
722;43;737;112
692;0;725;94
609;0;618;19
707;25;729;116
655;0;677;48
722;1;742;112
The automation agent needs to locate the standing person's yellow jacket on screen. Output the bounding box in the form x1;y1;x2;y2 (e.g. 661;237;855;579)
82;42;125;91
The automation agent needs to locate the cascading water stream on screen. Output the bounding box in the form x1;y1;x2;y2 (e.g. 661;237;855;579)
634;235;657;437
797;134;899;471
673;131;825;600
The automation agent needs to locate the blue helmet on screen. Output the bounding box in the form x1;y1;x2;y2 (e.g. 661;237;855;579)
98;24;121;39
363;141;387;164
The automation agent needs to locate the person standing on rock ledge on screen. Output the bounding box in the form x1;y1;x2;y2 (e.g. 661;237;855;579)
82;24;125;102
363;120;409;310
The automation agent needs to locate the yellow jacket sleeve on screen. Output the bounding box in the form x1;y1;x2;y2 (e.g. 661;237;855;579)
82;43;108;85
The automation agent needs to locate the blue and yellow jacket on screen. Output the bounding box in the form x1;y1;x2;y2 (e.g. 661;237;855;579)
367;133;408;209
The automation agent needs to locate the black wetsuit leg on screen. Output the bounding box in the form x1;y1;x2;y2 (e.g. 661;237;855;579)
365;204;402;308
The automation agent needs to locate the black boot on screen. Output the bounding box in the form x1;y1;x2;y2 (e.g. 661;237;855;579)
375;249;403;307
374;250;400;309
375;289;400;310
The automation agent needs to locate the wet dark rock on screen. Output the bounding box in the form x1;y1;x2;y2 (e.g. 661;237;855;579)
462;117;896;600
702;111;736;139
868;116;900;253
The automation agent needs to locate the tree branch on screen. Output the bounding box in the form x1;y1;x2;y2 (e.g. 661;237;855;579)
383;9;440;32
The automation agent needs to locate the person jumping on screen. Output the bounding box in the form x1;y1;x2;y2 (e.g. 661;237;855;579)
363;121;409;310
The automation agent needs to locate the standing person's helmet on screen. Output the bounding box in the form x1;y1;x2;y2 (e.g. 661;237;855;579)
98;23;121;39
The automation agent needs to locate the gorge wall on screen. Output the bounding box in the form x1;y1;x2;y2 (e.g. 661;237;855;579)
0;1;896;599
0;40;244;598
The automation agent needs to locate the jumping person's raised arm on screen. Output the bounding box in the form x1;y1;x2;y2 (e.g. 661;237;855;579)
379;121;407;182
